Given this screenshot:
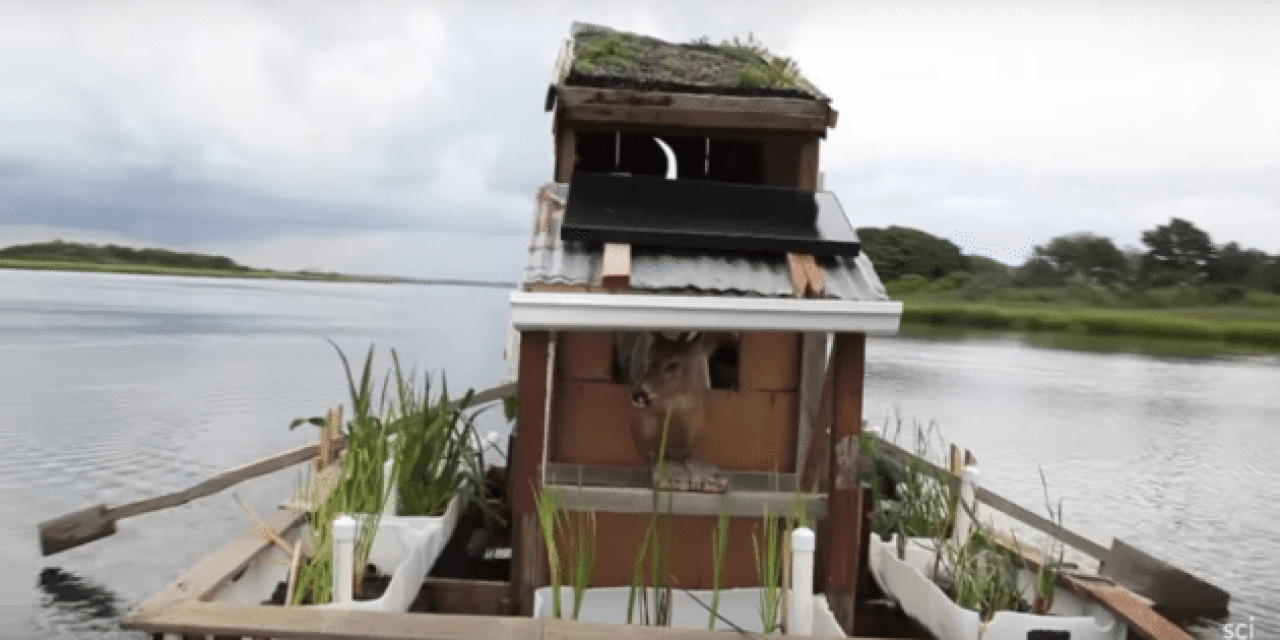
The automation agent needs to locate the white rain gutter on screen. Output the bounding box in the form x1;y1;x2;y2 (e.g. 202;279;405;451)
510;292;902;333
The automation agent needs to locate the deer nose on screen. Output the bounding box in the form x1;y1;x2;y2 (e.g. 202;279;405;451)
631;389;650;407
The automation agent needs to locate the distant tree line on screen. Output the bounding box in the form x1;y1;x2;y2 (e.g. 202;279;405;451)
0;241;248;272
858;218;1280;297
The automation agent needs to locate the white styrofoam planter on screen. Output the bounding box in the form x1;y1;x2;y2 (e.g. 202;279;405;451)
533;586;845;635
322;494;463;612
869;535;1127;640
207;495;463;610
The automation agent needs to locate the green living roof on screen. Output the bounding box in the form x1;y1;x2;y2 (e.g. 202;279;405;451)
562;23;828;101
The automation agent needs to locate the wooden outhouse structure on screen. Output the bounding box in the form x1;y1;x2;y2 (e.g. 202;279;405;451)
508;24;903;633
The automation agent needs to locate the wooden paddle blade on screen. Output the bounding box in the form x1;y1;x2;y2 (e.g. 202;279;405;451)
39;504;117;556
1100;538;1230;618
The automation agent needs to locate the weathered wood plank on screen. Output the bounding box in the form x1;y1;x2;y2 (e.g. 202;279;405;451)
545;485;826;519
561;104;829;133
797;139;821;191
796;332;829;491
126;601;545;640
601;243;631;290
992;531;1194;640
787;253;811;297
412;578;512;616
1100;538;1230;618
130;465;340;613
825;332;867;633
555;122;577;182
40;441;324;556
558;86;831;118
509;331;553;615
545;463;799;492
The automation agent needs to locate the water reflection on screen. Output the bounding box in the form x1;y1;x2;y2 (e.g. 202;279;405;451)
38;567;122;621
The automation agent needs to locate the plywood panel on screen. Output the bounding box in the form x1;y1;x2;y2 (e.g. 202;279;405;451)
551;380;643;467
556;332;614;382
551;511;785;590
697;389;797;472
739;332;800;391
551;383;797;474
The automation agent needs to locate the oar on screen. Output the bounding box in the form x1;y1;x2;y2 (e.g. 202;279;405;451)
38;441;332;556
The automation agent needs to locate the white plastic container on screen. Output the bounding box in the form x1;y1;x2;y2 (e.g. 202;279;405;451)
869;535;1127;640
322;495;464;612
533;585;844;635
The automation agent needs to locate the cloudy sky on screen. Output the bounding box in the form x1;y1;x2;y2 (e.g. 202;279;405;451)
3;1;1278;279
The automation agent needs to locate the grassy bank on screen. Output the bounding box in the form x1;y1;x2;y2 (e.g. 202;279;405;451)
0;258;402;284
896;300;1280;354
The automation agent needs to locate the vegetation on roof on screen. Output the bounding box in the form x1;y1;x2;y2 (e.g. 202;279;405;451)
567;25;816;98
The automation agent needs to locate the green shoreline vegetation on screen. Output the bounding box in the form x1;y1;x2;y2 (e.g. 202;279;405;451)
0;240;513;287
862;218;1280;357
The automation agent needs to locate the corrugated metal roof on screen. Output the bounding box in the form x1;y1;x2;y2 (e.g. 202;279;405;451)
522;184;891;302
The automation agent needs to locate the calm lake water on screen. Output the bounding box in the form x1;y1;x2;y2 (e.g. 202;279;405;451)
2;270;1274;638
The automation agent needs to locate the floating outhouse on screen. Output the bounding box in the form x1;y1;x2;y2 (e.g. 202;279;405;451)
507;24;902;632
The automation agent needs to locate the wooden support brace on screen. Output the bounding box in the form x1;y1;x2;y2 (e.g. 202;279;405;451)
802;255;825;297
232;494;294;558
825;333;867;634
601;243;631;291
787;253;825;298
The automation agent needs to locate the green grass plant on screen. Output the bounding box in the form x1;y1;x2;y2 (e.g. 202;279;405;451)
288;343;488;604
535;487;564;619
708;497;730;630
753;504;784;634
941;527;1027;622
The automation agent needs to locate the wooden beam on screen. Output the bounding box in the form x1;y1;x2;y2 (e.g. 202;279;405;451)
795;331;829;489
411;578;512;616
508;331;553;615
40;441;328;556
128;599;875;640
787;253;811;297
562;104;828;133
825;332;866;634
554;121;577;183
545;485;826;519
132;465;339;612
787;253;824;298
557;83;834;134
802;256;825;298
126;601;545;640
797;139;821;191
601;243;631;290
992;532;1195;640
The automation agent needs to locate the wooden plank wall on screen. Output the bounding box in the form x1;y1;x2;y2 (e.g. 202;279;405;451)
510;331;553;615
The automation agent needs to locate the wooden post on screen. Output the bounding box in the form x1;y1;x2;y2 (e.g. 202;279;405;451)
601;243;631;290
824;332;865;634
797;139;821;192
508;331;552;615
554;121;577;183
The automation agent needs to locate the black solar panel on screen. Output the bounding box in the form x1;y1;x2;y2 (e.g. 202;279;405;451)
560;173;860;256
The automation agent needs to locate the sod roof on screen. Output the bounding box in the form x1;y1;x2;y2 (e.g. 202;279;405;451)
562;23;828;101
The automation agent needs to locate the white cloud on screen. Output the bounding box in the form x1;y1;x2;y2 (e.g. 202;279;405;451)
792;6;1280;172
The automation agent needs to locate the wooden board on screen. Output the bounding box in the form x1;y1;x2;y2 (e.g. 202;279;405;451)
550;381;798;473
511;331;554;615
412;578;513;616
131;464;339;613
825;332;866;633
557;86;834;134
40;441;327;556
601;243;631;290
128;599;874;639
1100;538;1230;618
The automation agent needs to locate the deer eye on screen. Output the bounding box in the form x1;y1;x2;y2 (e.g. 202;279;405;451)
664;361;680;374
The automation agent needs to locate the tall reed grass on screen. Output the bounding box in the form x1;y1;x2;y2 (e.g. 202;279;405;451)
289;343;488;604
